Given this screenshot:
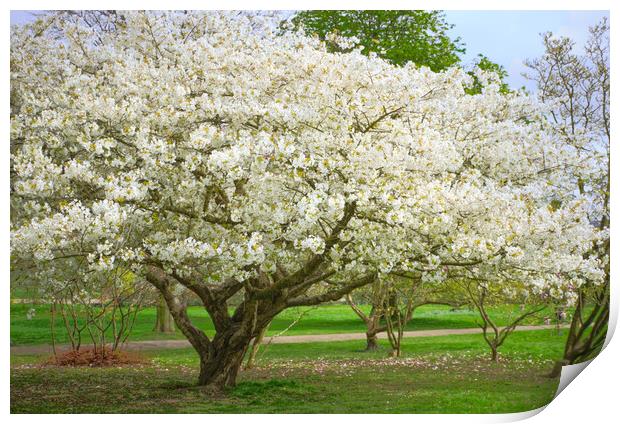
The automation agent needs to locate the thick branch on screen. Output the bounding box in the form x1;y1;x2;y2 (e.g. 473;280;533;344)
345;293;370;324
145;265;211;353
287;273;376;307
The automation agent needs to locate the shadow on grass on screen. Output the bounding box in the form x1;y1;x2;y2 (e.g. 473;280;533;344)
232;379;310;397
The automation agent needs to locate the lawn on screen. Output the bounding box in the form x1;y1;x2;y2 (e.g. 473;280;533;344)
10;302;563;346
10;329;563;413
10;297;569;413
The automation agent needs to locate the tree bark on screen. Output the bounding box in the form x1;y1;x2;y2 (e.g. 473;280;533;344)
197;330;253;389
345;292;385;352
548;359;568;378
365;332;379;351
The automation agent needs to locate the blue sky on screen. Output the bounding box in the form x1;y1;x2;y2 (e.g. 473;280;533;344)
11;10;609;91
444;10;609;90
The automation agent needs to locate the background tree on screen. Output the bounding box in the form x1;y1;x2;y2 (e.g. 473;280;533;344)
287;10;509;90
345;280;388;351
523;18;610;375
153;295;175;333
456;279;547;362
346;274;463;351
287;10;465;71
46;264;147;362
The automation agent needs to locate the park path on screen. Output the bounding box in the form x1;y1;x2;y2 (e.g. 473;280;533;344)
10;324;565;356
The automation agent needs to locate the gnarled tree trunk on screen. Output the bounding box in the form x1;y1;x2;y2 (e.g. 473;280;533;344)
197;330;254;389
144;206;375;390
549;280;609;378
146;265;375;389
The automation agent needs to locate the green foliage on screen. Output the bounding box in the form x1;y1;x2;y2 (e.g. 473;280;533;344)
465;54;511;95
287;10;465;71
287;11;512;94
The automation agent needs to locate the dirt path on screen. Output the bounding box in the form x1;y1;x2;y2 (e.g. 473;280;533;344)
10;324;566;356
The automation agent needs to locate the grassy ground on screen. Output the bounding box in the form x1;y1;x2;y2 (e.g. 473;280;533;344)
11;329;563;413
10;302;561;345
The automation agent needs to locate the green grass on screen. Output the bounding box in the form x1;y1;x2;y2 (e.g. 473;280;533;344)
10;302;560;346
10;329;563;413
151;328;567;365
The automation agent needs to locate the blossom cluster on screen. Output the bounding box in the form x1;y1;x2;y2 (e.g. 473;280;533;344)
10;11;604;302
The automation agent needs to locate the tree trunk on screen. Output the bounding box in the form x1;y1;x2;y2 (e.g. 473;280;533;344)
490;345;498;362
555;281;609;371
144;265;275;390
197;331;253;390
548;359;568;378
365;331;379;351
154;295;175;333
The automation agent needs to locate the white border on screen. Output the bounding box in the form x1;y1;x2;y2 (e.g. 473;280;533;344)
4;1;618;422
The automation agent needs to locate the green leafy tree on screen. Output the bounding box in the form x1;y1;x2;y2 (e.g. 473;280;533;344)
465;54;511;95
287;10;465;71
288;11;510;92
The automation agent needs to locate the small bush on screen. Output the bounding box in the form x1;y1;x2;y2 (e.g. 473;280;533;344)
46;348;146;367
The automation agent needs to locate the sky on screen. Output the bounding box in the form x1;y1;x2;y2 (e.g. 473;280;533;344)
444;10;609;90
10;10;609;92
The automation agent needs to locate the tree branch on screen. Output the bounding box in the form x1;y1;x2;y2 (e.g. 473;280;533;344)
286;273;377;307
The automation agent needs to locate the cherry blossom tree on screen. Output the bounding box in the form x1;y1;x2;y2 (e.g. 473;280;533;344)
11;11;603;390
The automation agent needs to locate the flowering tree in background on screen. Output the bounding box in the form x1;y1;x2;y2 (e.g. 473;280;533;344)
455;278;547;361
524;18;610;375
11;11;604;389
